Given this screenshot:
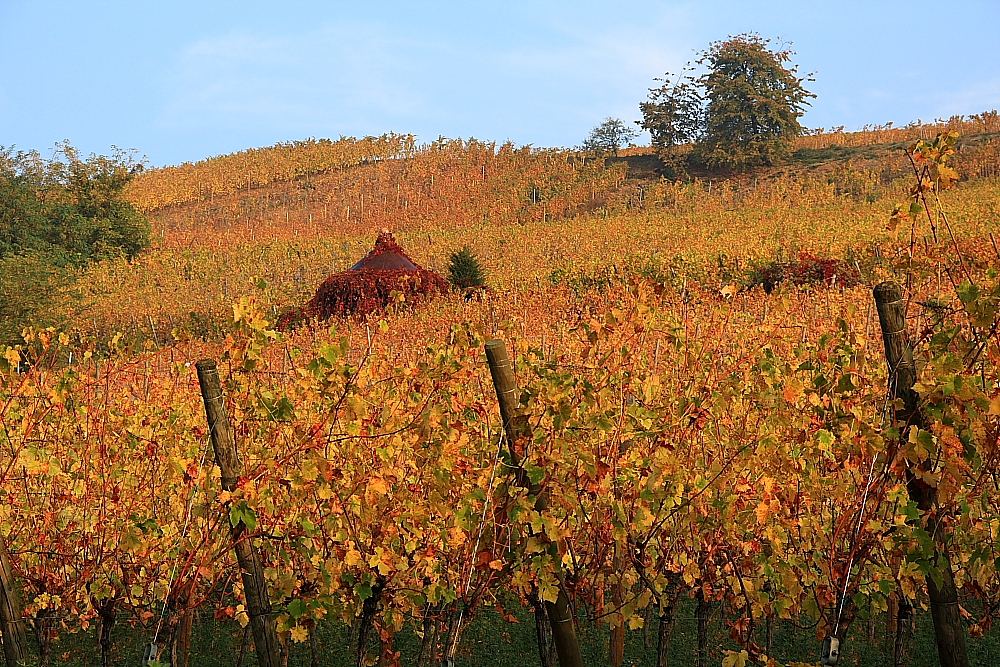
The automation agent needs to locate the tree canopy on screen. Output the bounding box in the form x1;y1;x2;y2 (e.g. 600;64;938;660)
637;66;703;159
0;142;149;265
639;34;814;172
580;118;639;156
697;34;814;170
0;143;150;344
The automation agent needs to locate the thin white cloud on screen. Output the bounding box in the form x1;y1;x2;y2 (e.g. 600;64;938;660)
935;77;1000;118
157;11;693;145
161;23;428;131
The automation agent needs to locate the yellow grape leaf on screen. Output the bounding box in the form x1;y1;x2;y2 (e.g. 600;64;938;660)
3;348;18;366
936;165;960;189
235;605;249;628
290;626;309;643
344;549;363;567
448;525;467;547
755;501;771;525
722;650;749;667
539;581;559;604
367;478;388;496
627;614;644;630
988;394;1000;415
782;380;803;404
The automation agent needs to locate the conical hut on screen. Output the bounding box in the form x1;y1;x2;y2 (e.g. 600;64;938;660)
280;230;448;326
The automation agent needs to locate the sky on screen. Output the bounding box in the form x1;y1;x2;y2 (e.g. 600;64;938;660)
2;0;998;167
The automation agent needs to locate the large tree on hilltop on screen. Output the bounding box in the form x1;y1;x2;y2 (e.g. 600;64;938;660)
696;34;814;170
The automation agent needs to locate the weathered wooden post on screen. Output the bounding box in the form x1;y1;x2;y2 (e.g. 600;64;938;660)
873;281;969;667
0;537;28;667
484;340;584;667
196;359;282;667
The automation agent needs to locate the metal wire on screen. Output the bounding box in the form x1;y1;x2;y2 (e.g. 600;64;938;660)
151;433;212;644
448;426;508;664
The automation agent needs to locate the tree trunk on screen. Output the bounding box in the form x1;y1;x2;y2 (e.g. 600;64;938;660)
439;602;469;667
95;597;116;667
378;621;398;667
308;619;319;667
893;598;912;667
0;538;27;667
656;578;682;667
885;593;898;652
416;603;440;667
32;607;55;667
171;581;195;667
609;552;625;667
355;584;383;667
643;602;653;650
530;593;556;667
236;625;250;667
171;611;193;667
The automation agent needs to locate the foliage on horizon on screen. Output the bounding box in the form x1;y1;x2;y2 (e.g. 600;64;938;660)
697;34;815;170
640;33;815;172
579;117;640;157
637;64;703;170
0;142;149;264
124;134;417;212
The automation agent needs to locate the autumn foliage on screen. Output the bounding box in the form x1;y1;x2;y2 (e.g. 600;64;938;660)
1;125;999;666
757;252;862;293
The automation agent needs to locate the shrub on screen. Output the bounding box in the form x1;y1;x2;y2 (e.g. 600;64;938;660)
447;246;486;289
754;252;862;293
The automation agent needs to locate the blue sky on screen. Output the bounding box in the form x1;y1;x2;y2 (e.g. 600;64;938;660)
2;0;998;167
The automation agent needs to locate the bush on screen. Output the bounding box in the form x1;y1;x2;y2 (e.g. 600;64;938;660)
0;254;72;346
0;143;149;266
0;143;149;345
753;253;862;293
447;247;486;289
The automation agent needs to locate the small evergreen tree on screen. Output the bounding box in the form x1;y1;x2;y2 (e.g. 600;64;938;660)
447;247;485;288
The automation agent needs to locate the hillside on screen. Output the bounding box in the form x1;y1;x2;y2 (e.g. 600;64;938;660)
63;119;998;343
3;116;1000;667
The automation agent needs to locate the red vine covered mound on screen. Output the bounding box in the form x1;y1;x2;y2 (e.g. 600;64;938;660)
279;230;449;326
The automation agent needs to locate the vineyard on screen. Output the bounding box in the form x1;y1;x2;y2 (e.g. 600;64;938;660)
1;123;999;667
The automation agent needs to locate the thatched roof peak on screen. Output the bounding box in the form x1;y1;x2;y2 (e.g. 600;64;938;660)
349;229;421;272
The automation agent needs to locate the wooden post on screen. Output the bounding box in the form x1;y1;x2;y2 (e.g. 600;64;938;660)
0;537;27;667
196;360;282;667
873;282;969;667
484;340;584;667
